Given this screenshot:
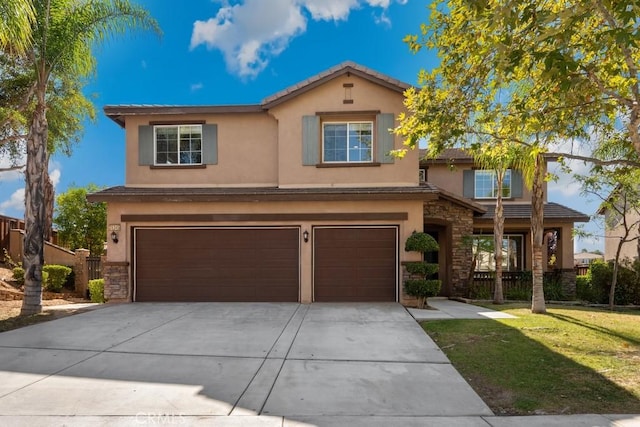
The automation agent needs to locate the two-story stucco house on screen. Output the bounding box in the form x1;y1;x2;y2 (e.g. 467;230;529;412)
89;62;588;304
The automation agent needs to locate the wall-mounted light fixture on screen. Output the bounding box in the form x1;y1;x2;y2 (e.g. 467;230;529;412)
109;223;121;244
303;230;309;243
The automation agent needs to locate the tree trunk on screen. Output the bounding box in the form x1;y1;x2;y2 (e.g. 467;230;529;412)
44;168;54;242
493;171;504;304
21;84;48;316
531;154;546;314
610;236;626;310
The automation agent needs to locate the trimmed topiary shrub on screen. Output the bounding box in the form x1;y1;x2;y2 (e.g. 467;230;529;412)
88;278;105;303
42;265;72;292
404;279;441;308
404;232;441;308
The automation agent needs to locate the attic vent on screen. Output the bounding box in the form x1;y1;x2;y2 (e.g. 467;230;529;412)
343;83;354;104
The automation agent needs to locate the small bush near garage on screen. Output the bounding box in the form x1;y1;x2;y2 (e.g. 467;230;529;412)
88;279;105;303
42;265;72;292
12;266;25;286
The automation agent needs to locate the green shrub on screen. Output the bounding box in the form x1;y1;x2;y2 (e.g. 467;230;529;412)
587;259;640;305
575;275;595;302
88;279;105;303
42;265;72;292
11;267;50;289
504;286;531;301
543;273;566;301
405;232;439;253
405;261;438;277
404;279;441;309
12;267;25;286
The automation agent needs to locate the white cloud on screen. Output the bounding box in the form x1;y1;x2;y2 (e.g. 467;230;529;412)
547;137;594;197
0;188;25;215
190;82;204;92
0;152;26;183
49;167;61;188
190;0;405;78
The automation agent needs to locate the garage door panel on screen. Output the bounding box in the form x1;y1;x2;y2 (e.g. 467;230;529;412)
135;228;299;302
314;227;397;302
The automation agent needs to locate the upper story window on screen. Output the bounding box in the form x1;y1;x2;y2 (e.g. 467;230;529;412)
154;125;202;165
322;121;373;163
474;169;511;199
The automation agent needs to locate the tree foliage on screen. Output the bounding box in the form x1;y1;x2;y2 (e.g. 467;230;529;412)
395;0;640;313
0;0;161;315
54;184;107;255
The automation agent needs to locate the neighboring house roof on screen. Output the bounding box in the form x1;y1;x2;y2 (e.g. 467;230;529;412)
420;148;474;164
574;252;603;260
476;202;590;222
104;61;411;128
419;148;559;165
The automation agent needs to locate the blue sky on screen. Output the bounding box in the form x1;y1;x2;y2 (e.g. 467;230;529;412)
0;0;603;251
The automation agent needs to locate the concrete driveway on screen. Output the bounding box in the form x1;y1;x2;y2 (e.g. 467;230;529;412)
0;302;492;426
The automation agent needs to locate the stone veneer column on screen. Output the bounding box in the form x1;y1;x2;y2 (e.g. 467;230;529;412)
423;200;475;297
103;261;130;302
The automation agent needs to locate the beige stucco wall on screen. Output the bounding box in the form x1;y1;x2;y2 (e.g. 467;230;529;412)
9;229;76;266
426;164;545;203
125;113;279;187
270;74;418;188
106;199;424;303
604;210;640;262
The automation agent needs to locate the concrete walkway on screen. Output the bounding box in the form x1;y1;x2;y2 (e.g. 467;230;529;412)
0;301;638;426
408;297;518;321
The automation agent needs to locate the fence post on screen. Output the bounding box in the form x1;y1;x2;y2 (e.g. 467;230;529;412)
75;249;90;298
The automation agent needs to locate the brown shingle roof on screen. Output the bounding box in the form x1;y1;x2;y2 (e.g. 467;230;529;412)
477;202;589;222
261;61;411;108
419;148;474;164
87;185;441;203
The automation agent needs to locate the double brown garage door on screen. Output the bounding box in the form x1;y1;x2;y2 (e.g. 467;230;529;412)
134;227;397;302
134;228;300;302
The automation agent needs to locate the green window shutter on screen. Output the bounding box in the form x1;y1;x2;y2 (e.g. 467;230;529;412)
302;115;319;165
202;124;218;165
463;169;475;198
511;170;523;198
376;113;395;164
138;125;154;165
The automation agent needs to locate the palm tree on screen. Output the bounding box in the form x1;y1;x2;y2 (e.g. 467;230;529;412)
0;0;35;54
20;0;160;315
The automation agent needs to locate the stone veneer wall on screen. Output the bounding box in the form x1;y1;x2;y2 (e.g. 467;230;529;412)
423;199;475;297
103;263;129;301
558;268;577;299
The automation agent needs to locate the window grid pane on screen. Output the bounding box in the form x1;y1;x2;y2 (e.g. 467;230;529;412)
323;122;372;163
155;125;203;165
472;235;523;271
475;170;512;199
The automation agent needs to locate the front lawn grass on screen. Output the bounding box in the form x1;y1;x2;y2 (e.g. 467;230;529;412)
422;304;640;415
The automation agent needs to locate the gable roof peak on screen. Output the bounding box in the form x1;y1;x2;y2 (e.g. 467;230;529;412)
261;61;411;109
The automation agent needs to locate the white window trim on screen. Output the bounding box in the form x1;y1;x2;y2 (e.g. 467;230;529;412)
419;168;426;183
321;121;374;163
474;169;512;199
153;124;203;166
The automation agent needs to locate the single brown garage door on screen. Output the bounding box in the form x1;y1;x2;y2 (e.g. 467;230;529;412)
313;227;397;302
134;227;299;302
